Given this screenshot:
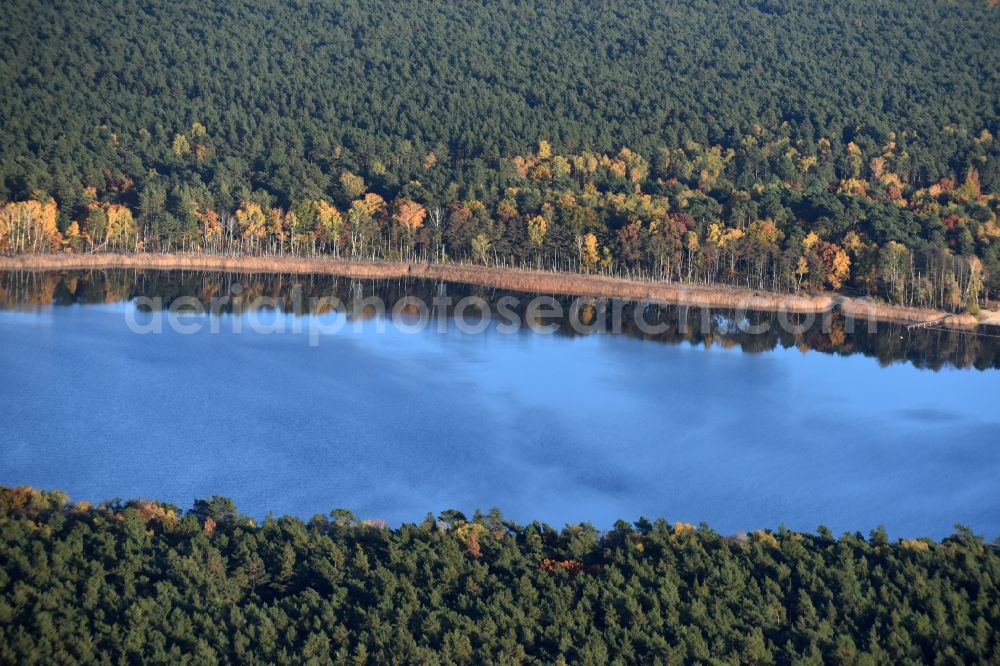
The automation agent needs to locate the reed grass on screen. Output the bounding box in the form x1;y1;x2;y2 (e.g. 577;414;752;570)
0;252;983;327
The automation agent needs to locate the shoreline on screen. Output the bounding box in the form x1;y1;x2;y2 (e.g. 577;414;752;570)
0;252;992;328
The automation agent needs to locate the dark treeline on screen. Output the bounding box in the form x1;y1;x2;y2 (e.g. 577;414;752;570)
2;1;1000;311
1;486;998;664
2;269;998;370
2;0;998;199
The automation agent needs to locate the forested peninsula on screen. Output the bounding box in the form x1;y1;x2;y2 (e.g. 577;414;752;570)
1;487;998;664
2;0;1000;315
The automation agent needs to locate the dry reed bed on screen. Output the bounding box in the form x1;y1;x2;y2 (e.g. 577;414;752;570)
0;252;983;328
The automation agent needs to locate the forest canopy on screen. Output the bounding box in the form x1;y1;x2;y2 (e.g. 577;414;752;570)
2;0;1000;307
3;0;998;205
1;486;998;664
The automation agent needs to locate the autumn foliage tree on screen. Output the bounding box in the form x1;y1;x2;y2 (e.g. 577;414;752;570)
104;204;137;251
0;200;61;253
2;130;995;313
393;199;426;257
339;171;366;201
314;200;344;254
581;233;599;272
235;202;267;253
816;241;851;290
527;215;548;250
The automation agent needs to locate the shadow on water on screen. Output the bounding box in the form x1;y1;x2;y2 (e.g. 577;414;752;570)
2;268;998;371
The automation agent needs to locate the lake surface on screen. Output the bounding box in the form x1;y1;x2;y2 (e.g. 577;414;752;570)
1;270;998;538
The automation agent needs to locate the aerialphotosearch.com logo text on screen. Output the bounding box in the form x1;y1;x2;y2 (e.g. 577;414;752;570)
125;284;879;346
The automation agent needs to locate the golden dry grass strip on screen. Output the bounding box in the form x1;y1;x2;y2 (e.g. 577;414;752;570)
0;252;984;328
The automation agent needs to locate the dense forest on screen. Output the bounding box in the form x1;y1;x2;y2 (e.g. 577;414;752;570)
1;486;998;664
4;5;1000;662
2;0;1000;312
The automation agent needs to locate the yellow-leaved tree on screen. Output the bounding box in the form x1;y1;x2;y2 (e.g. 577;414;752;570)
471;233;491;264
267;207;288;252
527;215;548;248
197;210;223;252
105;204;137;251
830;247;851;290
802;231;820;252
0;200;61;253
172;133;191;158
794;256;809;291
235;201;267;253
537;139;553;160
581;232;599;272
62;221;83;252
314;200;344;253
360;193;386;216
966;256;984;314
340;171;366;200
816;241;850;290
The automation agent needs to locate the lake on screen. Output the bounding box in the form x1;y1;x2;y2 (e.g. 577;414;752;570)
0;270;998;538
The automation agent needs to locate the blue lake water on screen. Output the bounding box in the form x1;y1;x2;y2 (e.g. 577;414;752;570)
0;271;998;538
